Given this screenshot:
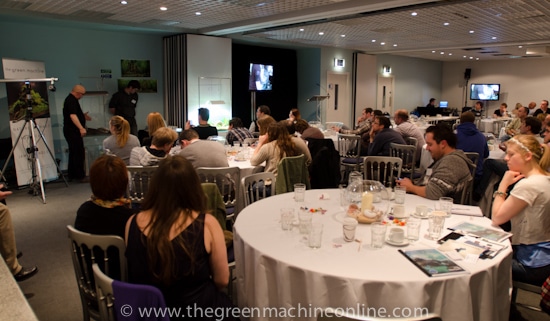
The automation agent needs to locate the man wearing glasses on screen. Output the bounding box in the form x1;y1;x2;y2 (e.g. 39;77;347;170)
366;116;405;156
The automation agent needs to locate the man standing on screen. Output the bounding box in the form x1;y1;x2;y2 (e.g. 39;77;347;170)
367;116;406;156
393;109;426;162
109;80;140;136
397;124;472;202
63;85;91;182
185;107;218;140
226;117;254;146
178;129;229;168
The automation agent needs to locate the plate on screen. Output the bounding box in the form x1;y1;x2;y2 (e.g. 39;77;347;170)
411;212;430;219
385;238;410;247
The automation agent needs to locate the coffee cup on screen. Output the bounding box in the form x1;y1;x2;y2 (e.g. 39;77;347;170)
415;205;429;218
388;228;405;243
393;205;405;218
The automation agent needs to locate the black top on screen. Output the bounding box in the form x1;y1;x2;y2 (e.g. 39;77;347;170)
75;201;136;238
193;125;218;140
63;93;85;133
109;90;138;118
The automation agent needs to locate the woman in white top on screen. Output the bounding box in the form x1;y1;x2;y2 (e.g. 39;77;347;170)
492;134;550;285
103;116;140;165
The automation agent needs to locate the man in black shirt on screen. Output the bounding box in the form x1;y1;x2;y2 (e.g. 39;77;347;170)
185;107;218;139
63;85;91;182
109;80;140;136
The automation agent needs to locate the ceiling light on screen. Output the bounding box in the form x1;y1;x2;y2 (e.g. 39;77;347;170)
380;42;385;45
463;55;467;58
518;45;523;48
443;22;449;26
469;56;473;59
432;50;436;53
448;53;452;55
393;44;397;47
469;30;474;34
341;34;346;38
371;40;376;43
411;12;417;16
440;52;444;55
318;32;324;35
491;36;497;40
120;0;127;4
476;58;479;60
195;12;201;16
160;6;167;11
299;28;304;32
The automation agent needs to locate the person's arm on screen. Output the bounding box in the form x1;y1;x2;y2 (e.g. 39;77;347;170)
252;134;268;156
250;142;270;166
0;184;13;200
491;170;527;225
70;114;87;137
204;214;229;289
124;214;136;246
397;178;427;198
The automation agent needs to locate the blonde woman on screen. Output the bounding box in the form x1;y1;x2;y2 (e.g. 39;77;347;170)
142;112;166;146
103;116;140;165
492;134;550;286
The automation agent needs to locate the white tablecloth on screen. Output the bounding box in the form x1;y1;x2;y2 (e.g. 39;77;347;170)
234;189;512;321
422;116;458;124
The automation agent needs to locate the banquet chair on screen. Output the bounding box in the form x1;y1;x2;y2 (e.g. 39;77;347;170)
318;307;442;321
461;152;479;205
405;136;418;147
196;167;241;226
275;154;310;194
363;156;402;188
67;225;127;321
337;134;364;181
92;263;169;321
306;138;341;189
390;143;419;180
241;172;276;207
512;280;543;312
127;166;158;205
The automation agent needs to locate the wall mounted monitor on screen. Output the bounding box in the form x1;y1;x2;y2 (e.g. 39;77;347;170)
249;63;273;91
470;84;500;101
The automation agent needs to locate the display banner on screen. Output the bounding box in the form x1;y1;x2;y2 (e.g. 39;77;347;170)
2;58;57;186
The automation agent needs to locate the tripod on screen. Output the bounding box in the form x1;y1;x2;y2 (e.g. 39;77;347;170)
0;81;68;203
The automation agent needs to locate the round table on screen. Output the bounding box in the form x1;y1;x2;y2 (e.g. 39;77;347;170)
233;189;511;321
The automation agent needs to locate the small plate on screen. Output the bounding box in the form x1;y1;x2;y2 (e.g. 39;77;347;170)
385;238;410;247
411;212;430;219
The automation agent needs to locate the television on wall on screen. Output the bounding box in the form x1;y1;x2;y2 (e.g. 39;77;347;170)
470;84;500;101
249;63;273;91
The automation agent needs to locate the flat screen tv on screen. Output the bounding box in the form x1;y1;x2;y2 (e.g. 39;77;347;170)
439;101;448;108
249;63;273;91
470;84;500;101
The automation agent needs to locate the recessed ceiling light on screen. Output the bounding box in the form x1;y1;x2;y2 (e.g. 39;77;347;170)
371;40;376;43
518;45;523;48
341;34;346;38
411;12;418;16
393;44;397;47
318;32;324;35
120;0;127;4
463;55;467;58
476;58;479;60
299;28;304;32
160;6;167;11
443;22;449;26
432;51;436;53
195;12;201;16
440;52;444;55
469;30;474;34
448;53;452;55
380;42;385;45
469;56;473;59
491;36;497;40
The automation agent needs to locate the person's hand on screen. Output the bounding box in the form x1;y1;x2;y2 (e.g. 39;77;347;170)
500;170;524;191
258;134;268;145
184;120;191;130
0;184;12;200
84;112;92;121
396;178;413;190
80;127;87;137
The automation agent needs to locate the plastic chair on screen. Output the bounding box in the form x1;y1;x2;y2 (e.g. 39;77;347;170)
67;225;127;321
126;166;158;205
390;143;419;180
196;167;241;225
241;172;276;207
318;307;442;321
363;156;402;188
275;154;310;194
337;134;364;179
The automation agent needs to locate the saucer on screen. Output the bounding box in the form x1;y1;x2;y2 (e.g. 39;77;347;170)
411;212;430;219
385;238;410;247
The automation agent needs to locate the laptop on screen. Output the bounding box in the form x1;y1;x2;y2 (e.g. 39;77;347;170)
439;101;449;108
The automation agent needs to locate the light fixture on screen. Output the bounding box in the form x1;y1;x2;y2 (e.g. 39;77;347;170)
120;0;127;4
334;58;345;67
160;6;167;11
195;12;201;15
382;65;391;74
318;32;324;35
443;22;449;26
206;100;225;105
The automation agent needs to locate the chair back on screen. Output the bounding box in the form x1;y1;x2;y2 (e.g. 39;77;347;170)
275;154;311;194
461;152;479;205
200;182;228;230
92;263;116;321
241;172;276;207
337;134;362;158
405;136;418;147
318;307;442;321
363;156;402;188
127;166;158;204
306;138;341;189
67;225;127;321
196;167;241;221
390;143;417;180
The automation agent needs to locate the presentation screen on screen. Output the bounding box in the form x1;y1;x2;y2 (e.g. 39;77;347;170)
470;84;500;101
249;63;273;91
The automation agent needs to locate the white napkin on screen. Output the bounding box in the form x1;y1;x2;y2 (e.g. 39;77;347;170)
451;205;483;217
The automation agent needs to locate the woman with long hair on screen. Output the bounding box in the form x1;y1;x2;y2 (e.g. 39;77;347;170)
103;116;140;165
125;155;237;318
141;112;166;146
288;108;301;123
492;134;550;286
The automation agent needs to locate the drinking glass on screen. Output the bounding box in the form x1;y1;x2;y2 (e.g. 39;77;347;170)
437;197;453;217
394;186;406;204
428;211;446;240
294;183;306;202
280;208;295;231
343;218;358;242
308;223;323;248
370;222;387;249
298;210;312;234
407;218;421;241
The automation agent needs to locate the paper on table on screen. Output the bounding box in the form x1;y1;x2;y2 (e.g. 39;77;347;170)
451;205;483;217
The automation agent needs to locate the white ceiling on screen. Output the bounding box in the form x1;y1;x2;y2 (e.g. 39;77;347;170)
2;0;550;61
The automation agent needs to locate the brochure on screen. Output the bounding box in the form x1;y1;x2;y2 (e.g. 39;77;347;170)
438;231;508;259
449;221;512;243
399;248;468;277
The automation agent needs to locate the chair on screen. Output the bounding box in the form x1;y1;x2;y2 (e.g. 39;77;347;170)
196;167;241;226
461;152;479;205
306;138;341;189
92;263;169;321
275;154;311;194
241;172;276;207
318;307;442;321
207;135;227;145
337;134;364;180
243;137;258;146
127;166;158;205
512;280;543;312
405;136;418;147
390;143;419;180
363;156;402;188
67;225;127;321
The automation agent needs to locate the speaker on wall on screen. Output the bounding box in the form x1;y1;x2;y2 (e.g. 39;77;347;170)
464;68;471;80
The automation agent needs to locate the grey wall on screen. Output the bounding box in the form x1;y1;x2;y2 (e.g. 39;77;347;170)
296;48;321;121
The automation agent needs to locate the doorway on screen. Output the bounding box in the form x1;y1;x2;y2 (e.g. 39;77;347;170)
326;72;350;126
377;76;394;114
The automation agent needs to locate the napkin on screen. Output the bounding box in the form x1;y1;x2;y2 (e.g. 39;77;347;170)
451;205;483;217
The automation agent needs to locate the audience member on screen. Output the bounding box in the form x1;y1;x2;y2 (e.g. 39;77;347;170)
257;115;276;136
283;119;297;135
226;117;254;146
295;119;324;140
534;99;549;118
75;155;136;237
334;107;373;136
141;112;166;146
426;98;436;108
472;101;484;117
504;106;529;140
178;129;229;168
520;116;543;142
493;103;509;118
103;116;140;165
125;156;237;318
456;111;489;181
527;101;537;115
249;105;271;133
63;84;91;182
366;116;406;156
491;135;550;286
393;109;426;162
288;108;301;123
130;127;177;166
397;124;473;203
186;108;218;139
109;80;140;135
0;185;38;281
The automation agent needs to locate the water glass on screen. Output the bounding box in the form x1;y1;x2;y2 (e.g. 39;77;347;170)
280;208;295;231
438;197;453;217
294;183;306;202
427;211;446;240
298;210;312;234
370;222;387;249
415;205;429;218
339;184;349;210
343;217;358;242
407;218;421;241
394;185;406;204
308;223;323;248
